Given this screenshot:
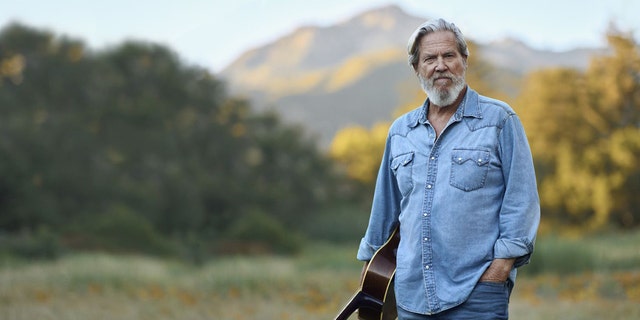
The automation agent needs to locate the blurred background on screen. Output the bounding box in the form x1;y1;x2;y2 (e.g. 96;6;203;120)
1;1;639;319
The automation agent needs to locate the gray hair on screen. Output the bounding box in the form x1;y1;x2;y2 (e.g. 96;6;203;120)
407;18;469;70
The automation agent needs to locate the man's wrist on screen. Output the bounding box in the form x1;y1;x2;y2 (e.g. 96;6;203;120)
480;258;515;282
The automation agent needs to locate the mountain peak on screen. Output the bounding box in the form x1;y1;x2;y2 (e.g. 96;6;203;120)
350;4;407;22
221;5;600;148
222;5;424;76
492;37;528;46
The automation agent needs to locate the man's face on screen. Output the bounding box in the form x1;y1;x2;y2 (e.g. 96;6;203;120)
415;30;467;107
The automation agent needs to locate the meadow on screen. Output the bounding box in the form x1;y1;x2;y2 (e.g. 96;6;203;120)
1;231;639;320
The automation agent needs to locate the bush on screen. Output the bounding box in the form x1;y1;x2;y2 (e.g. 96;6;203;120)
300;203;370;243
63;204;177;256
223;210;304;255
0;226;64;260
521;236;596;276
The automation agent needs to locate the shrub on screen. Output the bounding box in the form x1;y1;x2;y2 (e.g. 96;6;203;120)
0;225;64;260
63;204;177;256
521;237;596;276
223;209;304;255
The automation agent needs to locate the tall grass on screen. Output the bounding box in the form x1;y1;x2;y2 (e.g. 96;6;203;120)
523;230;640;275
1;231;639;319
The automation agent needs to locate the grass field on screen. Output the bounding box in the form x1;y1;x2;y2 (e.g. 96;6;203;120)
1;231;639;320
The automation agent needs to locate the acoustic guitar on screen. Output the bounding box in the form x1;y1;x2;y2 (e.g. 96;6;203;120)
335;227;400;320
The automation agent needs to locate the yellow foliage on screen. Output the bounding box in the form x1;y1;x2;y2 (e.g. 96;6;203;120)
519;30;640;231
0;53;26;84
228;28;328;98
330;122;389;184
67;44;84;62
231;123;246;137
236;64;328;98
608;127;640;170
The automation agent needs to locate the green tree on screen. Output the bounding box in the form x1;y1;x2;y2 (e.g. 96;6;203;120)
0;23;349;256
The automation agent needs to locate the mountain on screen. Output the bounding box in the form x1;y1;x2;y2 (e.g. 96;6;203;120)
220;5;604;148
482;37;604;74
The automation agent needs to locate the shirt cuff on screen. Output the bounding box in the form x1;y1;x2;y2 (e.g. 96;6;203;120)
493;238;534;268
356;238;378;261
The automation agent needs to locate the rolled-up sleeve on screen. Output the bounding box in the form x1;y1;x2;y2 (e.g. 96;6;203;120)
357;134;401;261
494;114;540;267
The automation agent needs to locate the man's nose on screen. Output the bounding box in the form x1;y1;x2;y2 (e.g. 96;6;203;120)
434;58;447;72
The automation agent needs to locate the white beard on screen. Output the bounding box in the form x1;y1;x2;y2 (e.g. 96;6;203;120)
419;71;466;107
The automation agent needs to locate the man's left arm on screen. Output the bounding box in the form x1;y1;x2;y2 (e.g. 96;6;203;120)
491;114;541;275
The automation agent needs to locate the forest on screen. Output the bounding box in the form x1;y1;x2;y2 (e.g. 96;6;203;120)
0;23;364;261
1;22;639;263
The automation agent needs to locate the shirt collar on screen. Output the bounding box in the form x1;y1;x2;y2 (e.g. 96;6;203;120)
408;86;482;128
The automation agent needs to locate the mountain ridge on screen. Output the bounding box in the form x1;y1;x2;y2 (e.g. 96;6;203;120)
220;4;605;147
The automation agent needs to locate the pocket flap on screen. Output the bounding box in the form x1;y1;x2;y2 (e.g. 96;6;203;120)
391;152;414;170
452;149;490;166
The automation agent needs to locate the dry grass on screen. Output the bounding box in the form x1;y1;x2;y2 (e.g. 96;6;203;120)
1;239;639;320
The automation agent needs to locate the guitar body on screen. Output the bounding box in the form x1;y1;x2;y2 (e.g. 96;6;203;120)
335;227;400;320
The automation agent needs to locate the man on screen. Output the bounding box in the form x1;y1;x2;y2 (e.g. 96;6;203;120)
357;18;540;319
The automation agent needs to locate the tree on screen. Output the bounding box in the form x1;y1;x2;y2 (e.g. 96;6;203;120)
329;123;388;185
517;29;640;231
0;23;350;256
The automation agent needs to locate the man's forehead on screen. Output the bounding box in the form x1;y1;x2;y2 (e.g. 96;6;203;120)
419;32;458;54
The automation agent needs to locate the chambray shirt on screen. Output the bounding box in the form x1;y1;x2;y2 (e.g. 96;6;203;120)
357;87;540;315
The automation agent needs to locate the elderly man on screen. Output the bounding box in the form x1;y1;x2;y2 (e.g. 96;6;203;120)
357;18;540;319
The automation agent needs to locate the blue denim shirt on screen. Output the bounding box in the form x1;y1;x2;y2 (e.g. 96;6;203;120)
357;88;540;315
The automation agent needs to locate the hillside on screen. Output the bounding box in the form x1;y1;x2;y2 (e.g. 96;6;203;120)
220;5;603;147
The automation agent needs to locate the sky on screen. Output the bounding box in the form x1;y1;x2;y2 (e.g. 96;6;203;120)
1;0;639;73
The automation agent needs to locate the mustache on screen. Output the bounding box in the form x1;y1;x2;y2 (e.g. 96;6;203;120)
431;72;455;83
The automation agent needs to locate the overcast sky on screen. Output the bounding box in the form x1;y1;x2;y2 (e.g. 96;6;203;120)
2;0;639;72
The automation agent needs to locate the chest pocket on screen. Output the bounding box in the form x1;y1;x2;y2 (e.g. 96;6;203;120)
450;149;490;191
391;152;414;196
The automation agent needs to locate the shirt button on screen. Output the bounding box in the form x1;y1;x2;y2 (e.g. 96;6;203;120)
430;156;435;160
426;184;432;189
425;265;430;270
423;213;428;217
424;237;429;241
